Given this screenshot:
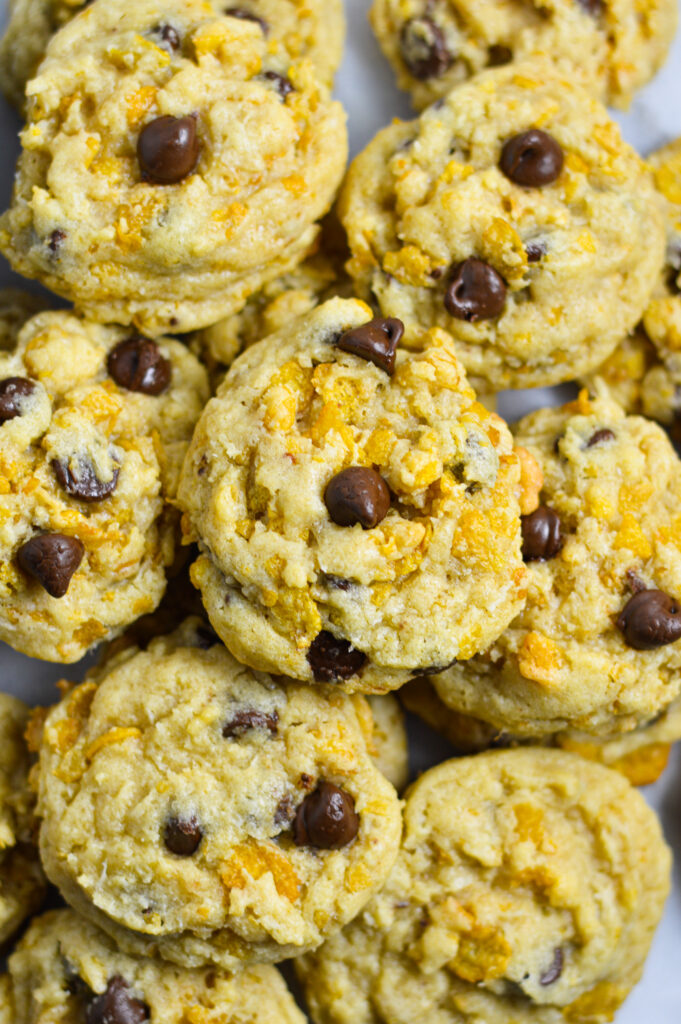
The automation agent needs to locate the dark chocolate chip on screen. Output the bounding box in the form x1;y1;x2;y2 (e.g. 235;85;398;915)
626;568;647;594
307;631;367;682
444;258;507;321
0;376;36;423
336;316;404;375
52;457;120;502
488;43;512;66
616;589;681;650
164;816;203;856
576;0;604;15
500;129;564;187
151;23;181;51
586;428;615;447
526;242;546;263
293;781;359;849
17;534;84;598
400;16;453;80
137;115;200;184
540;947;564;986
323;574;353;591
261;70;294;99
85;976;149;1024
107;337;171;395
48;228;66;253
325;467;391;529
222;708;279;737
224;7;269;33
274;794;295;826
521;506;564;562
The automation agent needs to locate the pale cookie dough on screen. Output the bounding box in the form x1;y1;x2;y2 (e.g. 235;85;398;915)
297;750;671;1024
178;297;527;693
366;696;409;792
0;308;208;662
370;0;677;112
36;621;403;969
0;693;45;947
3;908;306;1024
339;63;665;391
0;0;347;335
432;391;681;738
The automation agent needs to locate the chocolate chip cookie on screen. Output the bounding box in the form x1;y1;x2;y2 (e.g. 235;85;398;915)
339;63;665;391
0;308;208;662
36;620;402;968
0;0;347;335
296;749;671;1024
178;297;527;693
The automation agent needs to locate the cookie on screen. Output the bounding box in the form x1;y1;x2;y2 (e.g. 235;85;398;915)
0;0;345;112
365;696;409;792
178;297;527;693
0;693;45;947
0;308;208;662
3;908;306;1024
36;620;403;969
296;749;671;1024
369;0;677;112
432;390;681;738
0;289;48;353
0;0;347;335
339;63;665;391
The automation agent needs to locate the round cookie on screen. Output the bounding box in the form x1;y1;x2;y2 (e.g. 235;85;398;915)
432;390;681;738
296;749;671;1024
0;308;208;662
3;908;306;1024
339;63;665;391
0;693;45;947
366;696;409;792
0;0;347;335
36;621;403;969
178;297;527;694
369;0;677;112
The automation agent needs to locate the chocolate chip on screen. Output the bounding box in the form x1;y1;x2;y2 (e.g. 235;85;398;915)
400;16;453;80
521;506;564;562
274;794;295;826
86;976;149;1024
52;457;119;502
48;228;66;253
540;947;564;986
626;568;647;594
224;7;269;33
0;377;36;423
488;44;512;66
307;631;367;682
261;70;293;99
444;258;507;321
151;23;181;51
336;316;404;375
223;708;279;737
586;428;615;447
17;534;84;598
108;337;171;395
576;0;604;15
616;589;681;650
137;115;200;184
500;130;564;187
164;816;203;856
325;467;390;529
526;242;546;263
293;781;359;849
322;574;353;590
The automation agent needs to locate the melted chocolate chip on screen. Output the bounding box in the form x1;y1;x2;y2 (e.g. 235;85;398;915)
293;781;359;849
261;70;294;99
400;16;453;80
521;506;564;562
336;316;404;375
616;589;681;650
223;708;279;737
540;947;564;986
445;258;507;321
325;467;391;529
307;631;367;682
586;428;615;447
526;242;546;263
137;115;200;184
152;23;181;52
224;7;269;33
0;376;36;423
500;130;564;187
108;337;171;395
85;976;149;1024
48;228;66;253
52;457;120;502
164;816;203;856
488;43;512;66
17;534;84;598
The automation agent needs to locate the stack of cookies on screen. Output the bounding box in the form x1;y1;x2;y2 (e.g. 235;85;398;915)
0;0;679;1021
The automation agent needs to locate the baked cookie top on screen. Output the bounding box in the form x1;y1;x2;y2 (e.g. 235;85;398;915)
178;297;527;693
0;309;208;662
297;749;671;1024
0;0;347;335
339;63;665;391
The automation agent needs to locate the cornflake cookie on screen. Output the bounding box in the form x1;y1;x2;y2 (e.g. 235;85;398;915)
3;908;306;1024
0;309;208;662
297;750;671;1024
0;0;345;112
178;297;527;693
36;620;403;969
433;391;681;738
0;0;347;335
339;63;665;392
0;693;45;946
369;0;677;112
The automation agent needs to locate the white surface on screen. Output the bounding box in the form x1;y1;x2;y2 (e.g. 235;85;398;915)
0;0;680;1016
